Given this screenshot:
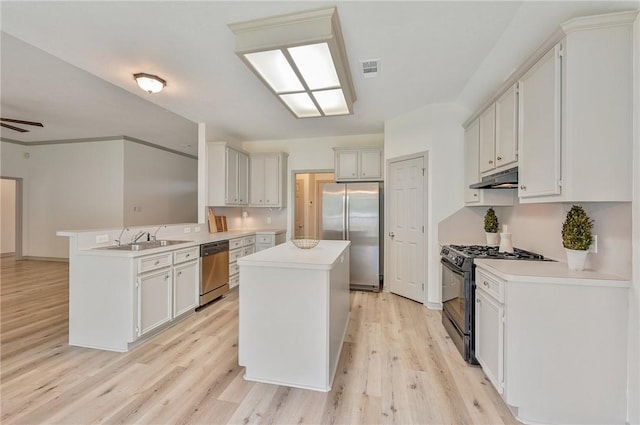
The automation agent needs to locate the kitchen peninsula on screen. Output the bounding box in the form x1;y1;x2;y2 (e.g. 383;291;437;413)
237;240;350;392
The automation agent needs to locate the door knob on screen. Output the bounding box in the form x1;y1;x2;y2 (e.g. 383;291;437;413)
388;232;395;238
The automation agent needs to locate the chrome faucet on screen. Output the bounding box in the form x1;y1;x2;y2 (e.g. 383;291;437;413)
151;224;167;241
115;227;129;246
131;231;148;244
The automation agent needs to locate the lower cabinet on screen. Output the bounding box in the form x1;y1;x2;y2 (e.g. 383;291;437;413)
173;260;199;317
229;235;256;288
474;280;504;395
137;268;172;337
255;231;286;252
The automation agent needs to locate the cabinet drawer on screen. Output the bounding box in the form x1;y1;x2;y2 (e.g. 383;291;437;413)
242;235;256;246
242;246;255;257
229;238;243;250
229;274;239;289
229;248;243;263
229;262;239;276
173;247;199;265
476;269;505;303
256;234;275;244
138;252;172;274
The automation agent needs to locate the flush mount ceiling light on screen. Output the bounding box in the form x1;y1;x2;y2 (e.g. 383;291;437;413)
229;7;356;118
133;73;166;94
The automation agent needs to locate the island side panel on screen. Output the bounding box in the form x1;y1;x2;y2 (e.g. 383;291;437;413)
328;248;350;388
69;254;135;351
238;265;330;391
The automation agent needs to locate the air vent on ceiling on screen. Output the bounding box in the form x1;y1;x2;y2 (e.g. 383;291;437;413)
361;59;379;78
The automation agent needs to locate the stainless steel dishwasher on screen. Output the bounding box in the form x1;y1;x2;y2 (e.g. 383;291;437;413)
200;240;229;306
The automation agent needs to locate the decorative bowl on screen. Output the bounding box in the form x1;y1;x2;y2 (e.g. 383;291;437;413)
292;239;320;249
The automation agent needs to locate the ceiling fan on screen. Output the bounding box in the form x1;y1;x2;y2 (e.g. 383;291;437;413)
0;118;44;133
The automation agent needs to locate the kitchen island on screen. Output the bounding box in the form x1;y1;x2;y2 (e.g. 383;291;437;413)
237;240;350;392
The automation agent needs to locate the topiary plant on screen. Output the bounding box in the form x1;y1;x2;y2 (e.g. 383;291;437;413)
562;205;594;250
484;208;499;233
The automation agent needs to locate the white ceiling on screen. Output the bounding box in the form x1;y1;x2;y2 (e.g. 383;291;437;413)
1;1;638;157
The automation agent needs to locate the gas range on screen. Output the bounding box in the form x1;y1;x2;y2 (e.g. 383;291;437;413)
440;244;547;271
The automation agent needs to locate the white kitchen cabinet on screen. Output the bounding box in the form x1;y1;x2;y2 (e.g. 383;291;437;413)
250;152;287;207
464;119;514;206
255;231;286;252
474;270;505;395
207;142;249;206
137;268;172;337
478;105;496;174
494;85;518;170
228;235;256;289
475;259;629;424
518;13;635;203
334;147;383;181
172;248;199;317
517;43;562;199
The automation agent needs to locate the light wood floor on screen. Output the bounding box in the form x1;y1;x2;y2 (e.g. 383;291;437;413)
1;257;518;425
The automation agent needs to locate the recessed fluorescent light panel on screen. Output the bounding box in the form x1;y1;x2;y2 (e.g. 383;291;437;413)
229;7;357;118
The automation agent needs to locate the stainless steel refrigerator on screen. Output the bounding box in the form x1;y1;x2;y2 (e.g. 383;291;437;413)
320;182;382;291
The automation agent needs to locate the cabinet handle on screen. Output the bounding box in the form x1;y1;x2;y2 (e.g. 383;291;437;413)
266;199;270;203
155;260;160;265
352;173;356;176
483;281;489;288
488;160;494;164
497;156;502;161
520;185;527;190
473;193;478;197
186;254;190;258
362;173;366;176
476;298;481;304
165;275;169;280
178;271;182;276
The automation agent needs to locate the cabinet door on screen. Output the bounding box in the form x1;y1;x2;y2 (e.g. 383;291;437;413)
138;269;172;336
518;43;562;198
464;120;481;204
250;156;265;205
475;289;504;394
495;84;518;169
173;261;198;317
226;148;239;204
263;155;280;206
335;150;359;180
359;149;382;179
237;152;249;205
479;105;496;174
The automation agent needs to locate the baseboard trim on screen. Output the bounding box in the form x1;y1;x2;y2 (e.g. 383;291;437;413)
426;301;443;310
1;252;16;258
22;256;69;263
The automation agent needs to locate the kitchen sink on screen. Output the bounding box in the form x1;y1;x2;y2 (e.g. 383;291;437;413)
96;240;191;251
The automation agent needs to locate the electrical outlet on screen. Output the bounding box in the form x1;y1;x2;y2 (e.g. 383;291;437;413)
184;227;191;234
194;226;201;232
96;234;109;243
267;216;272;224
589;235;598;253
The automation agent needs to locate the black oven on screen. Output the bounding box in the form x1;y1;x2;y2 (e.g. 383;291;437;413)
441;256;477;364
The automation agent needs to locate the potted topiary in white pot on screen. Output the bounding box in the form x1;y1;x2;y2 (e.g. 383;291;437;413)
561;205;594;271
484;207;500;246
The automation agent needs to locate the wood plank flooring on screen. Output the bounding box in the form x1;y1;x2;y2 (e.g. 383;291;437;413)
1;257;518;424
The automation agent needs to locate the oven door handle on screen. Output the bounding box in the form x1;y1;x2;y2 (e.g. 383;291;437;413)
440;258;465;277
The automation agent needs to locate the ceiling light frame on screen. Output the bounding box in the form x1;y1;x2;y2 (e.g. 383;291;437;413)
133;73;167;94
229;7;357;119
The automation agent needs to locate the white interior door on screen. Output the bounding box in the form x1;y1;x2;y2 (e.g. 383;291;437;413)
387;156;425;302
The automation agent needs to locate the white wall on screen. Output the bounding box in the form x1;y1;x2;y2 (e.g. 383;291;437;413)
1;179;16;254
123;141;197;226
0;139;198;259
385;103;467;307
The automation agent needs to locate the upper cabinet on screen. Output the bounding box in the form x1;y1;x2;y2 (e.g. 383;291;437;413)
250;153;288;208
464;119;514;207
478;84;518;176
519;13;635;203
464;10;636;204
334;147;383;181
207;142;249;206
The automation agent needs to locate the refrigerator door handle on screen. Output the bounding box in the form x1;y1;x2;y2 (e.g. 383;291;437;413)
345;194;350;239
342;193;347;240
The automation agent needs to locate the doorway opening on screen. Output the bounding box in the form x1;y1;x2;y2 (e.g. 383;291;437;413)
1;177;23;259
292;171;334;239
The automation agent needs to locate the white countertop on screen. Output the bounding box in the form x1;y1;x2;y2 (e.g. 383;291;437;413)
475;259;630;287
65;228;286;258
238;240;351;270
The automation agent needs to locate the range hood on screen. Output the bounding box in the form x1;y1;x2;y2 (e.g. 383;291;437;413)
470;167;518;189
